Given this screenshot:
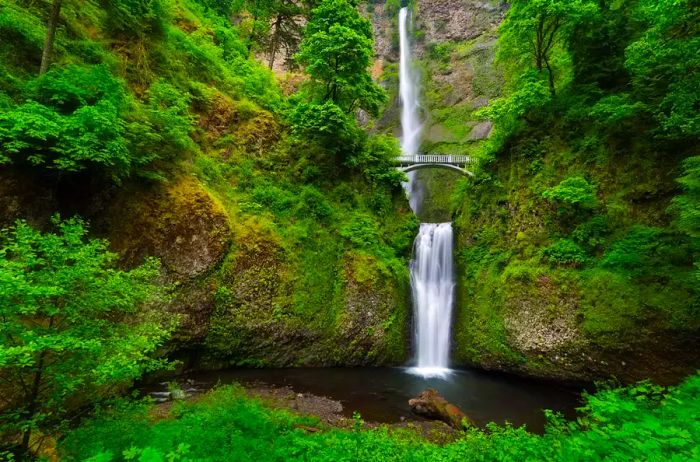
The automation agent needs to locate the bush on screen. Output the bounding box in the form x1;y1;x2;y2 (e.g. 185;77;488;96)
600;226;665;271
141;80;196;157
572;215;610;250
289;100;361;156
296;186;334;222
249;183;298;217
102;0;170;40
346;134;406;188
542;176;597;209
340;213;381;249
541;239;587;267
0;66;145;181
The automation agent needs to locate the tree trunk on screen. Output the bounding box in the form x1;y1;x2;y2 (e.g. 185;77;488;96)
268;14;283;69
544;56;556;96
247;11;259;56
535;16;545;71
40;0;62;75
19;352;46;454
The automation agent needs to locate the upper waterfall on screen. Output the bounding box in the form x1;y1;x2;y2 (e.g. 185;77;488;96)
399;7;422;157
398;7;423;212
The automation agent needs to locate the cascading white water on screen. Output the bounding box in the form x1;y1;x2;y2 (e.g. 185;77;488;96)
408;223;455;378
398;7;423;212
398;7;455;378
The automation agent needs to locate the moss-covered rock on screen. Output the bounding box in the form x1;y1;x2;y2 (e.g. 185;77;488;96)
104;177;231;278
452;129;700;385
200;220;410;368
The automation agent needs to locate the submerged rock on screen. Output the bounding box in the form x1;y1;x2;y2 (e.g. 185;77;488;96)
409;389;470;429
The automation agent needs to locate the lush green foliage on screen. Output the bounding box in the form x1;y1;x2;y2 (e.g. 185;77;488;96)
541;239;586;267
498;0;598;94
60;373;700;461
0;218;172;453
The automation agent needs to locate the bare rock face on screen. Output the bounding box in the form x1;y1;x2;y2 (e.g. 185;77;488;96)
417;0;504;45
409;389;470;429
469;121;494;140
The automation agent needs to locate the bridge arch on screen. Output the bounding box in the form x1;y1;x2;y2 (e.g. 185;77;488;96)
399;163;474;176
396;154;476;177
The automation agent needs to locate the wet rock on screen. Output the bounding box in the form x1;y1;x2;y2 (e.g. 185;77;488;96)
409;389;470;429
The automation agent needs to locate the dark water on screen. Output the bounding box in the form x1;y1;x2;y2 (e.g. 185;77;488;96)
145;368;583;433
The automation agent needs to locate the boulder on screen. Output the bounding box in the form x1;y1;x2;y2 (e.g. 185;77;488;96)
409;389;470;429
469;121;494;140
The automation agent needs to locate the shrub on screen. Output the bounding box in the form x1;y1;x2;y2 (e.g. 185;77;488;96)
102;0;170;40
600;226;664;271
296;186;334;222
572;215;610;250
0;66;147;181
541;239;587;266
340;213;381;249
542;176;597;209
249;183;298;216
289;100;361;156
346;134;406;188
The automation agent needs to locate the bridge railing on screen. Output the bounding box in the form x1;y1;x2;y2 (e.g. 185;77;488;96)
396;154;476;165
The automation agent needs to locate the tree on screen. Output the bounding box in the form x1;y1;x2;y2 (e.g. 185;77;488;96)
625;0;700;140
266;0;304;69
499;0;598;95
39;0;62;74
296;0;384;114
0;218;173;456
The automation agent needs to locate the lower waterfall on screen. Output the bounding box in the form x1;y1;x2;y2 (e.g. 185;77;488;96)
408;223;455;378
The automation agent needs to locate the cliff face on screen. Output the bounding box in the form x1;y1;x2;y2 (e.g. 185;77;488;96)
0;165;414;368
451;139;700;384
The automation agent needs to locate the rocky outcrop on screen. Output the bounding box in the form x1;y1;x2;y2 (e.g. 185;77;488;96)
103;177;231;279
409;389;470;429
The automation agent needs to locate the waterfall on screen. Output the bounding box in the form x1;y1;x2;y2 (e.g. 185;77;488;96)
398;7;455;378
398;7;423;212
408;223;455;377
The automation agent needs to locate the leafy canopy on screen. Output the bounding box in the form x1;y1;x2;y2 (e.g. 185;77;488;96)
498;0;598;94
